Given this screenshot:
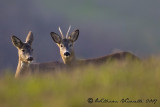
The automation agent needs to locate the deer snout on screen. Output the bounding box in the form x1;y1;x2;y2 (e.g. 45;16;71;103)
64;52;70;57
27;57;33;61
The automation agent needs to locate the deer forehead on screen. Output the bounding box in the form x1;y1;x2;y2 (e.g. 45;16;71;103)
61;39;72;45
21;43;31;50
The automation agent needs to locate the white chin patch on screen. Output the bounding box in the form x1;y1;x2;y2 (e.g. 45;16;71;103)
64;56;70;58
28;61;33;63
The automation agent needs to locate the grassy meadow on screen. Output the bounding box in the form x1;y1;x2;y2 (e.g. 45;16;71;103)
0;57;160;107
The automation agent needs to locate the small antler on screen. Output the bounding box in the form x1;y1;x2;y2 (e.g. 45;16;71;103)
66;25;71;38
58;27;64;38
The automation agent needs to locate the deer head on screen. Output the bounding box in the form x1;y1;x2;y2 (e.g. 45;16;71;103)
11;31;34;63
50;26;79;64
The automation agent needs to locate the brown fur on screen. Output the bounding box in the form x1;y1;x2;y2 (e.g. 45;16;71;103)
79;52;140;65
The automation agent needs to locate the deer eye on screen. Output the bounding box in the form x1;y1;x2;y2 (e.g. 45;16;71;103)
69;44;72;47
60;45;63;47
22;49;25;52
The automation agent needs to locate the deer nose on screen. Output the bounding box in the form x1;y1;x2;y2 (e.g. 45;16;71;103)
27;57;33;61
64;52;70;57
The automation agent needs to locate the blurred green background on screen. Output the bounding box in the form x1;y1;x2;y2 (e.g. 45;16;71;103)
0;59;160;107
0;0;160;71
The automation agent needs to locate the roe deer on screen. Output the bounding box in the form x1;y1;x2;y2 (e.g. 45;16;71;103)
11;31;65;78
50;26;140;65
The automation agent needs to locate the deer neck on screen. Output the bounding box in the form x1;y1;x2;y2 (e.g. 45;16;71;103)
15;56;29;78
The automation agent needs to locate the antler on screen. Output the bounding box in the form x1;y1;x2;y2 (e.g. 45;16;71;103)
66;25;71;38
58;27;64;38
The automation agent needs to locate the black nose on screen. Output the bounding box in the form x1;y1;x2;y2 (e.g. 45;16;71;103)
27;57;33;61
64;52;70;56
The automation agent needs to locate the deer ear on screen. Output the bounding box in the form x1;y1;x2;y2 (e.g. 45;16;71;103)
11;36;23;48
50;32;62;44
68;29;79;42
26;31;33;45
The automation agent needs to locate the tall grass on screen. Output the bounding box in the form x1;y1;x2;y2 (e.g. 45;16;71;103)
0;57;160;107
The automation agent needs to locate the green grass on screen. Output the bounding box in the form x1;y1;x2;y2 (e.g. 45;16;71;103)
0;57;160;107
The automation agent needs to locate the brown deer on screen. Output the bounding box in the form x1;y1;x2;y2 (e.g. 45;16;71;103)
11;31;65;78
50;26;140;65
